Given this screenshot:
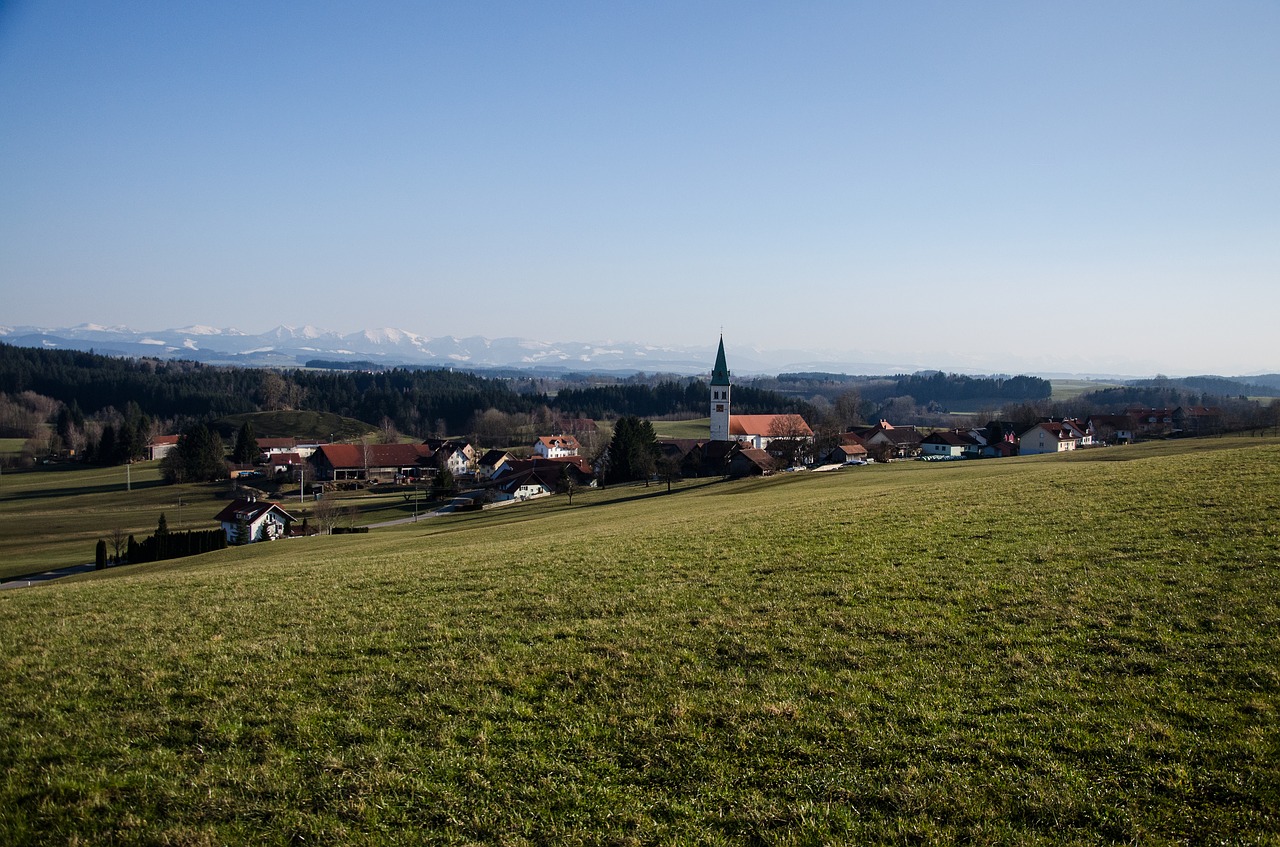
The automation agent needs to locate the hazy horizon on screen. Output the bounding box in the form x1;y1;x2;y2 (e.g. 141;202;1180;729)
2;3;1277;376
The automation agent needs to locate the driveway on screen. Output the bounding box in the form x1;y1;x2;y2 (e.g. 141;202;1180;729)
0;562;97;590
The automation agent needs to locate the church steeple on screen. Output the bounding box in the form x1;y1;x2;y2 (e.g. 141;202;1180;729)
709;335;731;441
711;335;730;387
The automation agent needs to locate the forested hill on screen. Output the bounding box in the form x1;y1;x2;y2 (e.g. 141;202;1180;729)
0;343;810;435
772;371;1052;406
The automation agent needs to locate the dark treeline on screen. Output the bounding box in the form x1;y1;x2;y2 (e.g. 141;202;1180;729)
1125;375;1280;398
1;344;259;418
552;381;813;420
775;370;1051;406
0;344;812;440
0;343;543;434
885;372;1050;404
128;527;228;564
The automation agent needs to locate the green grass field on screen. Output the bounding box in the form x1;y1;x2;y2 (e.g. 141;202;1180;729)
1050;379;1124;402
653;418;711;439
0;461;237;579
2;439;1278;843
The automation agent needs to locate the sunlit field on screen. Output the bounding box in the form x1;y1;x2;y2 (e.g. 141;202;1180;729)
2;439;1278;844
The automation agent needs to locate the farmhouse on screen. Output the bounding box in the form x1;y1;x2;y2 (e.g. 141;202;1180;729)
213;497;296;544
729;447;778;477
476;449;513;480
1019;419;1087;455
921;430;982;458
309;443;434;482
860;422;924;459
534;435;581;458
146;435;180;461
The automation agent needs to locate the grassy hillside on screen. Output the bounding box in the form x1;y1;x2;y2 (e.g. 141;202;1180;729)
0;461;238;579
2;440;1278;843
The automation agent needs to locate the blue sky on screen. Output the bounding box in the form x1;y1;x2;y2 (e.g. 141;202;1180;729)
2;2;1277;376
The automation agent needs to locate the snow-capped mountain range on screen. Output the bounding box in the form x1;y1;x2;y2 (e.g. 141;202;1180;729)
0;323;918;376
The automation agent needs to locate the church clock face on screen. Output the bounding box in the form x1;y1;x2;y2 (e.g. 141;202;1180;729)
716;404;724;412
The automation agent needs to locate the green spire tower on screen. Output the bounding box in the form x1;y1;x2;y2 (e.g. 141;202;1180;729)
710;335;731;441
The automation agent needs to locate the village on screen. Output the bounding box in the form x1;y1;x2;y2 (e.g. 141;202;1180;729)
145;339;1229;548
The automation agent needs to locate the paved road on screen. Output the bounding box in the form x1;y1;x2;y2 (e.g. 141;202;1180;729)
0;562;97;590
365;505;453;529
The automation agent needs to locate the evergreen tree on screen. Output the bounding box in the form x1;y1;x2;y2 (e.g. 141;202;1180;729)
155;513;170;559
233;515;251;546
160;424;227;483
97;424;117;466
95;538;107;570
232;421;259;464
605;416;660;484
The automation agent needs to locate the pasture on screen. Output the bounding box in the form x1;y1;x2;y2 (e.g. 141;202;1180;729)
1;439;1278;844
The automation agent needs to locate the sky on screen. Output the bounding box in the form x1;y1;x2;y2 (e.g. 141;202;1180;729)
1;2;1277;377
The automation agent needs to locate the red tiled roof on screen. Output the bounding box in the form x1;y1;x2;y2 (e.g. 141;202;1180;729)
729;415;813;438
537;435;581;450
313;443;433;469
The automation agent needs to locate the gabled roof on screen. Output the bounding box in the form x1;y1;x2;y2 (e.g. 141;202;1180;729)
537;434;581;450
923;431;979;447
312;443;433;469
256;437;297;450
729;414;813;438
1022;421;1082;440
149;435;181;446
213;498;296;524
267;452;303;465
478;449;512;467
869;427;923;445
731;447;777;473
658;439;703;460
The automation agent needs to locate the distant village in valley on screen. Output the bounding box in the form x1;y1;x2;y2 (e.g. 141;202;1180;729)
1;336;1278;565
133;339;1273;551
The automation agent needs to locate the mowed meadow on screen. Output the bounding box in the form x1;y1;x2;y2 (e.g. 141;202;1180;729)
2;440;1279;844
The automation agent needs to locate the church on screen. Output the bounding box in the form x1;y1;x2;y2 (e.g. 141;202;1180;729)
709;336;814;451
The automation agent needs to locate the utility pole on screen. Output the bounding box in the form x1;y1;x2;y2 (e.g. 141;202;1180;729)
126;461;131;492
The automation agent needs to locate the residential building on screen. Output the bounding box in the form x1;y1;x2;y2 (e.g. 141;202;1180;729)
213;497;297;544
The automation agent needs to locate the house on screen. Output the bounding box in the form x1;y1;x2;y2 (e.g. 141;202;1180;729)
476;449;513;480
727;414;814;451
861;422;924;460
266;451;304;474
213;497;297;544
1019;419;1087;455
1086;414;1137;445
920;431;981;458
309;443;434;482
255;437;298;456
147;435;180;461
534;435;581;458
1127;407;1176;436
729;447;778;478
432;441;476;476
1174;406;1223;436
493;456;595;484
665;439;743;477
490;457;594;501
823;442;869;464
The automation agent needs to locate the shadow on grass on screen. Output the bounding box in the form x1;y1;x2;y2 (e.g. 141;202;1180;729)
0;478;169;502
